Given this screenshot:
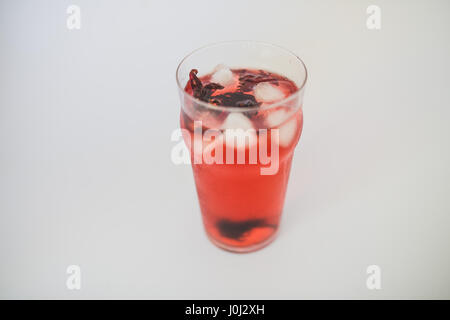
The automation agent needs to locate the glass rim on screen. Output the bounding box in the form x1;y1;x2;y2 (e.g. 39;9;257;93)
175;40;308;112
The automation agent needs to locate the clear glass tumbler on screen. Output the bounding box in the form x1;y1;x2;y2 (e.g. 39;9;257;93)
176;41;307;253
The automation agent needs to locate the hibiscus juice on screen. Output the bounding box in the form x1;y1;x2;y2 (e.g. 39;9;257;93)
180;66;303;252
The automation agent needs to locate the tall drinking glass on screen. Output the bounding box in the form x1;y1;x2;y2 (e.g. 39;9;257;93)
176;41;307;253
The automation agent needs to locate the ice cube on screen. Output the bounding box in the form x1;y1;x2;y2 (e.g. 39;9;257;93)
264;108;298;147
265;108;291;128
221;113;257;149
254;82;285;102
211;65;234;86
278;117;298;147
222;112;254;130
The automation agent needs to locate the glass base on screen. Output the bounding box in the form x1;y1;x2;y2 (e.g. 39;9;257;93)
205;227;279;253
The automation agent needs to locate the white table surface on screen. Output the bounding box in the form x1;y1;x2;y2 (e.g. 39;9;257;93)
1;0;449;299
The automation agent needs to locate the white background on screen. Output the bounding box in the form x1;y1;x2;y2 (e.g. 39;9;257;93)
1;0;449;299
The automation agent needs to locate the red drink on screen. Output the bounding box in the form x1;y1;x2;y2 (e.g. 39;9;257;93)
180;67;303;252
